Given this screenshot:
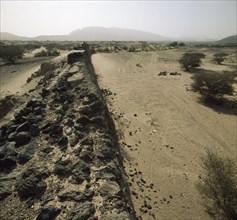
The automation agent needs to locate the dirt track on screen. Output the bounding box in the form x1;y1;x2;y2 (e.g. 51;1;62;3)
92;49;237;219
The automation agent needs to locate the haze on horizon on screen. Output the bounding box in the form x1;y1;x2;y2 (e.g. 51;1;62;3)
1;0;236;41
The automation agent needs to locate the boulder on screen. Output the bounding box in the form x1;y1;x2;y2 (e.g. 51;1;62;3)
68;201;95;220
36;207;61;220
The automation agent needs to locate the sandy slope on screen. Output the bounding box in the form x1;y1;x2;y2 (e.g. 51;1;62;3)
92;48;237;219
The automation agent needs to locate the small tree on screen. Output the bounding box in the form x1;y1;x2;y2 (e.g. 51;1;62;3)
0;45;24;63
192;71;235;98
179;53;205;71
197;149;237;220
213;52;228;65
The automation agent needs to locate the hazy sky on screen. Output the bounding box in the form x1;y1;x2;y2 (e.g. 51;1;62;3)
1;0;236;40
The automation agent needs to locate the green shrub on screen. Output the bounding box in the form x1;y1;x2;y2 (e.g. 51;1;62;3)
213;52;228;65
34;49;60;57
197;149;237;220
179;53;205;71
192;71;236;97
0;45;24;63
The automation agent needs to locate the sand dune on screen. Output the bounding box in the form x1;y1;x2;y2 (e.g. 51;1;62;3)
92;48;236;219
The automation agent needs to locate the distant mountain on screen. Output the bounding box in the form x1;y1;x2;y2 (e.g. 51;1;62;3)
0;32;31;41
1;27;170;41
216;35;237;45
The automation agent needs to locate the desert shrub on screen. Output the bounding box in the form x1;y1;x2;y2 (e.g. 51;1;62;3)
179;42;185;47
197;149;237;220
34;49;60;57
179;53;205;71
213;52;228;64
23;43;41;51
128;46;136;52
169;41;178;47
192;71;236;98
0;45;24;63
34;50;48;57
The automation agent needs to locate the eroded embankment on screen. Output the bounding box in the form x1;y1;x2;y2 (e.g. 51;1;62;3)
0;47;135;219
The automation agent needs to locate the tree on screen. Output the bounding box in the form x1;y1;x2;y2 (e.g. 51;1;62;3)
213;52;228;65
192;71;236;98
0;45;24;63
179;53;205;71
197;149;237;220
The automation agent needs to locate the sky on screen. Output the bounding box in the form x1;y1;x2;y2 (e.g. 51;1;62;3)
0;0;236;40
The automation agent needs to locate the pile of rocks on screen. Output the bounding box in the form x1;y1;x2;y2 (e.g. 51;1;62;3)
0;48;135;219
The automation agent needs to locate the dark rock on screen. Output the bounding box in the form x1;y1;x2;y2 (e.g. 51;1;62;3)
82;93;99;105
54;159;73;176
16;122;31;133
16;166;49;198
36;206;61;220
33;107;42;115
96;138;115;160
17;141;36;164
0;142;17;170
98;181;121;198
81;138;93;146
58;136;68;150
59;189;94;202
40;88;50;98
26;115;43;123
14;132;31;146
68;201;95;220
30;124;40;137
76;116;90;126
7;132;17;142
72;160;90;183
90;116;107;129
67;52;83;65
0;182;13;200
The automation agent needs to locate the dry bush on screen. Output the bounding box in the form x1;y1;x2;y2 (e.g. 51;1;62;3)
179;53;205;71
0;45;24;63
197;149;237;220
192;71;236;98
213;52;228;65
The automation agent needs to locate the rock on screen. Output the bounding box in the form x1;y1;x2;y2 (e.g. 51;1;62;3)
65;127;72;136
41;88;50;97
0;142;17;170
68;201;95;220
90;116;107;128
54;159;73;176
68;65;80;74
96;138;115;160
33;106;42;115
16;167;49;198
59;189;94;202
17;141;36;164
58;136;68;149
0;182;13;200
76;116;90;126
67;52;83;65
72;160;90;183
98;181;121;198
36;206;61;220
14;132;31;146
16;122;31;133
30;124;40;137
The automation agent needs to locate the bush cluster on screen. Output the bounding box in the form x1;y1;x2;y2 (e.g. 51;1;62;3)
179;53;205;71
0;45;24;63
197;149;237;220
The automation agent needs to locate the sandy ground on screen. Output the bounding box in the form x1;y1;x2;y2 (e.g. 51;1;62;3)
92;48;237;219
0;51;70;98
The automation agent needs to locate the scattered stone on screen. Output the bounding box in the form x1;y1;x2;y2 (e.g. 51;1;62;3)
0;182;13;200
98;181;121;198
68;201;95;220
100;212;130;220
72;160;90;183
58;136;68;149
16;122;31;133
17;141;36;164
59;189;94;202
16;166;49;198
0;142;17;170
54;159;73;176
36;206;61;220
29;124;40;137
14;132;31;146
